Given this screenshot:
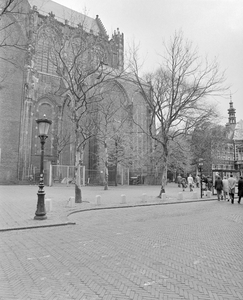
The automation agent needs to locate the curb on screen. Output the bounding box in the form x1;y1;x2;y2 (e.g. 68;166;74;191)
0;222;76;233
0;198;217;232
67;198;217;216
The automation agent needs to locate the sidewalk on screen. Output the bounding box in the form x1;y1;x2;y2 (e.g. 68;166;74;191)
0;183;216;231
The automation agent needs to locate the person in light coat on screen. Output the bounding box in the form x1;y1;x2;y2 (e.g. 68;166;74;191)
222;176;229;201
187;174;194;192
177;174;182;187
195;175;200;188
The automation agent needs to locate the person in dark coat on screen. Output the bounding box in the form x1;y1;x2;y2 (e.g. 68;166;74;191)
207;176;213;191
238;176;243;204
214;176;223;201
177;174;182;187
228;174;237;204
181;177;187;191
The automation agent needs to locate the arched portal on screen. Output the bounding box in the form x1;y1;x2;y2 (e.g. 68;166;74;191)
89;80;130;185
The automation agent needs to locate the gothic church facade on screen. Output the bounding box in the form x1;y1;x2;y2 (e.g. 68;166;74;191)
0;0;151;184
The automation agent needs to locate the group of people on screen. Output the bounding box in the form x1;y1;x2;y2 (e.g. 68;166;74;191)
177;174;214;192
214;174;243;204
176;173;243;204
177;174;196;192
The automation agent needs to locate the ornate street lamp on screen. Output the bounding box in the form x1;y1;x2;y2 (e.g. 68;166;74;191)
34;115;52;220
198;158;204;198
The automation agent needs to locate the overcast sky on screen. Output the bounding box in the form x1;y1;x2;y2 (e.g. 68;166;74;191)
53;0;243;124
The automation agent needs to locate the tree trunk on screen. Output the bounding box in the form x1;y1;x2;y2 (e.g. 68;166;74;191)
114;164;118;186
75;182;82;202
158;169;166;198
114;140;118;186
104;141;108;190
75;146;82;203
158;146;168;198
80;147;84;165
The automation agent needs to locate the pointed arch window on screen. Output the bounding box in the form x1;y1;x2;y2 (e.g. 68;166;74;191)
35;27;58;75
92;44;107;67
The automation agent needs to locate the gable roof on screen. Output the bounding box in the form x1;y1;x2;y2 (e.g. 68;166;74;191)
28;0;100;34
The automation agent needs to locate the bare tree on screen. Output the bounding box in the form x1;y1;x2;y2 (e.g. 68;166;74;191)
51;110;73;165
40;25;124;202
128;31;228;197
167;137;192;178
190;122;229;175
0;0;28;50
0;0;29;87
108;123;134;186
1;0;17;17
94;84;130;189
94;98;113;190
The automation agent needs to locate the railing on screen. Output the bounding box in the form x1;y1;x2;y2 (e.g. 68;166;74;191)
49;165;85;186
49;165;131;186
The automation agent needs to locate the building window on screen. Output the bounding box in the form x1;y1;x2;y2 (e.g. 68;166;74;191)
36;28;57;75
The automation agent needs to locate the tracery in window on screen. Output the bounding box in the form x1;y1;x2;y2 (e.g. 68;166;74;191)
92;45;107;67
35;27;58;75
62;37;89;75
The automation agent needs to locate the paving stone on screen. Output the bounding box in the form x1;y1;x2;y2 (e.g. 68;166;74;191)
1;185;243;299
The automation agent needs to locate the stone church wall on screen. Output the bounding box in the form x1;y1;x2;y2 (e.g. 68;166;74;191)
0;10;28;183
0;0;151;184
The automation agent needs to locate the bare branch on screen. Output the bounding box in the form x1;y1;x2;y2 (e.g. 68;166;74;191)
127;31;229;194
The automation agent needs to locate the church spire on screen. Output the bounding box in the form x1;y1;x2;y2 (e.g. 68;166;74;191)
227;93;236;125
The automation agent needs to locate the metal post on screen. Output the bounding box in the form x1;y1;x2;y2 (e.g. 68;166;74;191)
49;163;52;187
200;171;203;198
34;136;47;220
121;167;124;185
82;165;85;186
67;166;69;187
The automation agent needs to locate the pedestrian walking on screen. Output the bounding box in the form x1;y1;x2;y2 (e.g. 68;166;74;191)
195;174;200;188
222;176;229;201
228;174;237;204
181;177;187;191
237;176;243;204
202;175;208;194
207;175;213;192
214;176;223;201
177;174;182;188
187;174;194;192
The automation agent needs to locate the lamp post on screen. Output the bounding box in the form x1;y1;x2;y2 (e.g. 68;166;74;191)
34;115;52;220
198;158;204;198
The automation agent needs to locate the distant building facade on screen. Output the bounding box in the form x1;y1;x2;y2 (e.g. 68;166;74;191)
212;99;243;179
0;0;151;184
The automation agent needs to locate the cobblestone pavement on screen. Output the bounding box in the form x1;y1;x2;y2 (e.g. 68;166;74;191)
0;184;214;231
1;200;242;299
